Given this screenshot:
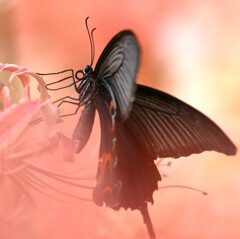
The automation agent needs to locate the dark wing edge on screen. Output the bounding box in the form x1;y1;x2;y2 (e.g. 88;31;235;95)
125;84;237;158
94;30;140;122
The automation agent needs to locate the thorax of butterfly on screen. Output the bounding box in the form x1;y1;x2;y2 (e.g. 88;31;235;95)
77;64;98;104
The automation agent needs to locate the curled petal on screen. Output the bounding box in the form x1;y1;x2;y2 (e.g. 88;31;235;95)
0;63;17;72
0;64;31;98
13;70;49;103
58;133;79;162
11;73;30;90
0;64;49;103
0;63;4;71
0;99;37;144
9;68;61;125
7;193;36;224
38;99;62;126
1;64;30;90
0;86;11;109
36;131;77;162
0;78;5;89
8;72;30;98
23;84;30;98
13;70;62;125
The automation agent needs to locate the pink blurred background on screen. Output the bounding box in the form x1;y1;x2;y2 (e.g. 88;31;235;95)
0;0;240;238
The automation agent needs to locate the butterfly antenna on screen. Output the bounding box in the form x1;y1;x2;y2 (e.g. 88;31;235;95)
90;28;96;66
85;17;96;67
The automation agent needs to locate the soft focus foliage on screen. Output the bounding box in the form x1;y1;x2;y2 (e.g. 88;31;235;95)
0;1;239;239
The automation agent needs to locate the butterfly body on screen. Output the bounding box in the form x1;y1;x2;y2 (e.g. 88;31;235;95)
73;31;148;209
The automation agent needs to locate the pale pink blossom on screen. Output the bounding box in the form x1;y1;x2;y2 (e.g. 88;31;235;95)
0;64;62;125
0;84;11;109
0;64;91;229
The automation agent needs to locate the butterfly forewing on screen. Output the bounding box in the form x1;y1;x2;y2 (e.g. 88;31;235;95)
125;85;237;158
94;30;140;122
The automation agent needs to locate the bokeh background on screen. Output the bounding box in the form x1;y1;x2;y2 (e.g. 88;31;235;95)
0;0;240;238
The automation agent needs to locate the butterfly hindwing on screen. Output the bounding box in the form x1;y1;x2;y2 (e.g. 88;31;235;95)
92;83;121;208
114;121;161;210
93;83;161;210
125;84;237;158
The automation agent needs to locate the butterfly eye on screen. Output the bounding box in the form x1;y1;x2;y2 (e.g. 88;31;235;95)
83;65;92;75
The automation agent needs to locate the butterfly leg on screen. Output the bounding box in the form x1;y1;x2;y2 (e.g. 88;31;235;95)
53;96;80;107
38;69;80;92
37;69;74;76
45;76;73;90
54;98;82;118
59;103;81;118
29;99;81;125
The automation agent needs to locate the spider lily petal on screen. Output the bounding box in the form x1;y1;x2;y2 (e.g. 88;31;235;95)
0;63;91;226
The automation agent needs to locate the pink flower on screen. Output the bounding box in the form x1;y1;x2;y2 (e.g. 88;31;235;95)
0;64;91;229
0;64;62;125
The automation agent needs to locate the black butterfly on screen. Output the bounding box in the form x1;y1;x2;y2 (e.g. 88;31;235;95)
42;18;237;239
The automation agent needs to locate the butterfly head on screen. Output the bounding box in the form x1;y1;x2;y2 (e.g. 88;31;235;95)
83;64;92;75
